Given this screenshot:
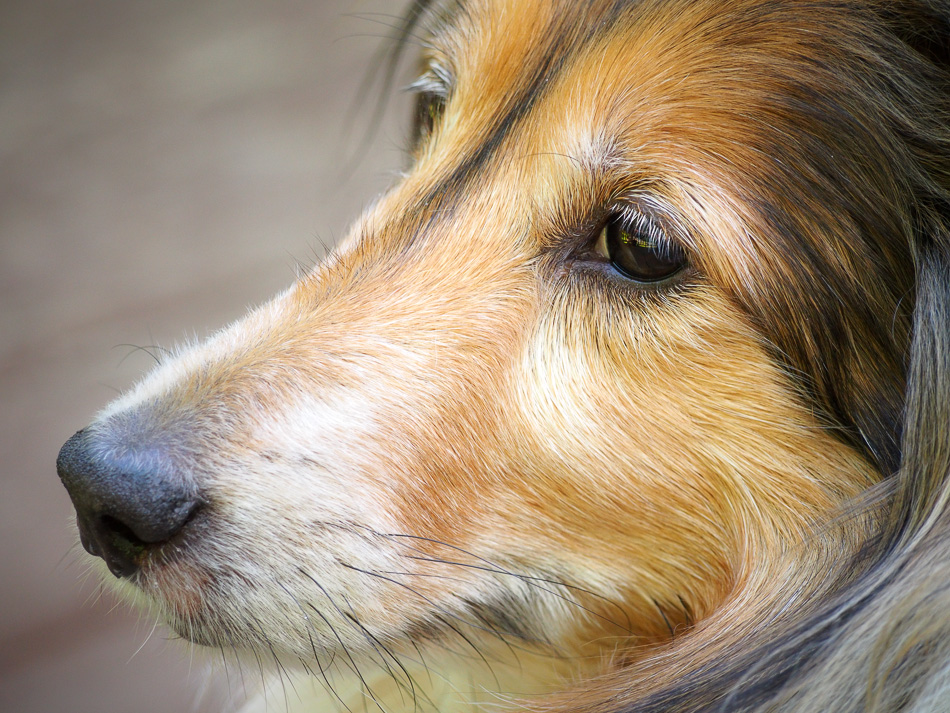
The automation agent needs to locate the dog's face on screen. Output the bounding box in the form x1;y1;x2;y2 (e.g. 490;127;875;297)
58;0;917;688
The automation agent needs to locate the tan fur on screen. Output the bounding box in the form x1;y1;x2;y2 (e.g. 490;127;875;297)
61;0;950;711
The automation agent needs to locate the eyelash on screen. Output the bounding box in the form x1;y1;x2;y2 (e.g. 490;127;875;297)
596;211;672;254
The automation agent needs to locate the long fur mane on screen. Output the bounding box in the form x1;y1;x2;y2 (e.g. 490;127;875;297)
390;1;950;710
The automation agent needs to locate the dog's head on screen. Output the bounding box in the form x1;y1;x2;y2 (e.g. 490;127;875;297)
57;0;950;707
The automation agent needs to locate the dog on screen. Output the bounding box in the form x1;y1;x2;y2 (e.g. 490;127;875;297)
57;0;950;711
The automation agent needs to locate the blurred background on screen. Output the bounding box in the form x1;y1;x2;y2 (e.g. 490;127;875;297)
0;0;412;710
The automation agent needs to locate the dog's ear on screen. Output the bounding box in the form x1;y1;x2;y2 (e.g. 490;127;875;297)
704;217;950;713
840;0;950;482
887;207;950;541
883;0;950;70
885;0;950;535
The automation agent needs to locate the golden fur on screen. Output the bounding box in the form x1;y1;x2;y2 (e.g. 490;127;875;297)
58;0;950;711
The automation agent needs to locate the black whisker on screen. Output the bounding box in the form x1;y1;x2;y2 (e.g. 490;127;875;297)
340;0;435;178
297;569;388;712
244;616;276;703
218;626;252;706
113;343;170;367
340;563;506;689
275;580;357;713
380;531;634;633
654;598;675;639
313;581;417;706
339;595;435;713
678;594;695;628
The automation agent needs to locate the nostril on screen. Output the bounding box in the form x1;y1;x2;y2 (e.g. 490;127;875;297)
101;514;149;548
90;515;150;578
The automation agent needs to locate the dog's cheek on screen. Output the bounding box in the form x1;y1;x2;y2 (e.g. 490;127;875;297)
500;283;874;625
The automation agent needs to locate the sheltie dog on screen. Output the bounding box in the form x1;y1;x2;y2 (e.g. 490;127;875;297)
57;0;950;711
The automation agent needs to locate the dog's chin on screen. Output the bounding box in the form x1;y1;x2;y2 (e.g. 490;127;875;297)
163;602;377;666
164;615;269;654
139;583;274;653
96;548;223;638
164;617;218;648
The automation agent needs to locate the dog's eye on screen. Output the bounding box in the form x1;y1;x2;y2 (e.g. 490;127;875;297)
595;214;686;283
412;91;446;146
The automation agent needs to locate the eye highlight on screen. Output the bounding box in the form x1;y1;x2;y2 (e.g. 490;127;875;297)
595;212;687;283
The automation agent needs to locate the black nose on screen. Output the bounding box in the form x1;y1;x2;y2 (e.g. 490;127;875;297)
57;428;202;578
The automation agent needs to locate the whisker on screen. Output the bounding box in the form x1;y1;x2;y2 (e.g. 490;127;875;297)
340;562;540;690
678;594;695;628
250;614;300;713
338;596;434;713
377;531;633;633
112;343;171;367
653;599;675;639
275;579;355;712
221;626;253;711
297;569;388;712
305;576;418;706
128;617;160;662
406;553;633;634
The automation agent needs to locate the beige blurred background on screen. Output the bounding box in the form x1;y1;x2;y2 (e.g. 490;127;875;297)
0;1;413;711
